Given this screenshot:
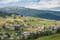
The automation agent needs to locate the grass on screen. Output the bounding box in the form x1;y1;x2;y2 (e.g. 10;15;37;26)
0;15;60;32
35;33;60;40
0;15;60;26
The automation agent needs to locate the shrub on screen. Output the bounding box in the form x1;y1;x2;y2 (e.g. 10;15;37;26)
57;28;60;33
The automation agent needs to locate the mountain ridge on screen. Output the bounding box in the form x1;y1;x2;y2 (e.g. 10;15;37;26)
0;6;60;20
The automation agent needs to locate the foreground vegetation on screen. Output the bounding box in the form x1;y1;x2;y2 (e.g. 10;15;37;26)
35;33;60;40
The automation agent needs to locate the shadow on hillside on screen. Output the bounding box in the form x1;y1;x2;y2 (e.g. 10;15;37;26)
36;13;60;20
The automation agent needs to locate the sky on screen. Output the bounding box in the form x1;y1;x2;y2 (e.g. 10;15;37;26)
0;0;60;10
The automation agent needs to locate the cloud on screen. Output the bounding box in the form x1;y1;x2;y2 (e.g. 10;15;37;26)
0;0;60;10
22;0;60;9
0;0;18;4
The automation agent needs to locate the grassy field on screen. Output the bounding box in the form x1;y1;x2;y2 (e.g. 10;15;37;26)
0;15;60;31
0;15;60;26
35;33;60;40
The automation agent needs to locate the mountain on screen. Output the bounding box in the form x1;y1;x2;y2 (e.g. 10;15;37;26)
0;6;60;20
49;7;60;11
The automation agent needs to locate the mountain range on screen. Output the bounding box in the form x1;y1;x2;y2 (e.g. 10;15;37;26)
0;6;60;20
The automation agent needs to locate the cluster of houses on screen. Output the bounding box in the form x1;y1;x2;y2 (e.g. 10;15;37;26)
0;23;60;40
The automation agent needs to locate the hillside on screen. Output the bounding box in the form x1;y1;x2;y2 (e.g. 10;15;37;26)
0;14;60;40
0;14;57;26
0;7;60;20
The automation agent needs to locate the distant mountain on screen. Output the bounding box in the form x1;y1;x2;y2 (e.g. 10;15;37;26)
49;7;60;11
0;6;60;20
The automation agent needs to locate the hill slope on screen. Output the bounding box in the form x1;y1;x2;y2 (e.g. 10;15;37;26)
0;7;60;20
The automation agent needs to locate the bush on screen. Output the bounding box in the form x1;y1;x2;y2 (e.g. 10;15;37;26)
57;28;60;33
